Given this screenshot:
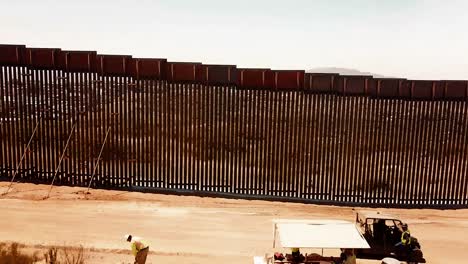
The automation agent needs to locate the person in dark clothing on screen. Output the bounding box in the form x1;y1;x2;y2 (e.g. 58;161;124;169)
291;248;305;263
373;219;386;242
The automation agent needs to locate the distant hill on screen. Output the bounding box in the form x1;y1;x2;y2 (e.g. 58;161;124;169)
307;67;390;78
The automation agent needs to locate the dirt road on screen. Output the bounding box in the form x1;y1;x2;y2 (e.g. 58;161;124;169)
0;182;467;263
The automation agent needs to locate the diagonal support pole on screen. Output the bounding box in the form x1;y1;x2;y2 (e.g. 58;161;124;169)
85;112;119;195
44;122;76;199
2;117;41;196
86;126;111;193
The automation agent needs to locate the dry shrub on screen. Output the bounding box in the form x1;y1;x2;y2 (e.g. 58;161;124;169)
0;243;87;264
45;246;86;264
44;247;58;264
0;242;42;264
60;246;86;264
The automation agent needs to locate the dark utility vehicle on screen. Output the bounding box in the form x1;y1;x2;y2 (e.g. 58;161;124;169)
354;211;426;264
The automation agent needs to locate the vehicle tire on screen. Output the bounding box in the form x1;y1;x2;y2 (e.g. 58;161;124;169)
408;249;423;264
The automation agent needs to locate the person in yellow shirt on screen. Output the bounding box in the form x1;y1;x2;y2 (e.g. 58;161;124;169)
400;224;411;246
290;247;305;263
340;248;356;264
125;234;149;264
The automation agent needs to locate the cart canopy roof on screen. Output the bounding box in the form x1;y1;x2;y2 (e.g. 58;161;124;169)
273;219;370;249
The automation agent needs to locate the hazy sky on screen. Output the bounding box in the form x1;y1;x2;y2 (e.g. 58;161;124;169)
1;0;467;80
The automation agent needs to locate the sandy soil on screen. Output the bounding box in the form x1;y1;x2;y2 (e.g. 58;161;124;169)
0;182;467;264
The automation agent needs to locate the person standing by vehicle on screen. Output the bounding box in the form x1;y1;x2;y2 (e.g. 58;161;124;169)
395;223;411;247
373;219;386;242
125;234;150;264
395;224;422;263
290;248;305;263
400;224;411;246
340;248;356;264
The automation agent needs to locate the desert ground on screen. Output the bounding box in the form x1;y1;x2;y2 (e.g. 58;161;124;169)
1;182;467;264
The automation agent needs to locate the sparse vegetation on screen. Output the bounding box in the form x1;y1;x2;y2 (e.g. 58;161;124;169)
59;245;86;264
0;243;87;264
44;247;57;264
0;243;41;264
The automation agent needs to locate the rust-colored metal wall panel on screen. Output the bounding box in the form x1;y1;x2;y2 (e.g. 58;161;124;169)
399;80;412;98
264;70;275;89
22;48;32;66
411;80;434;100
200;64;237;85
335;76;345;94
0;44;26;65
196;66;207;83
274;70;304;90
128;58;167;80
304;73;312;90
377;78;403;98
167;62;201;83
97;55;132;76
229;67;237;86
433;81;445;100
127;59;136;78
65;51;97;72
345;76;372;95
444;80;468;100
341;75;370;95
56;50;67;70
309;73;338;93
237;68;268;89
27;48;61;69
367;78;378;97
195;64;204;83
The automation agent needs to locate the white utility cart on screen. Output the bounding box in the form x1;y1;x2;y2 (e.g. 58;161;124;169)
254;219;371;264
